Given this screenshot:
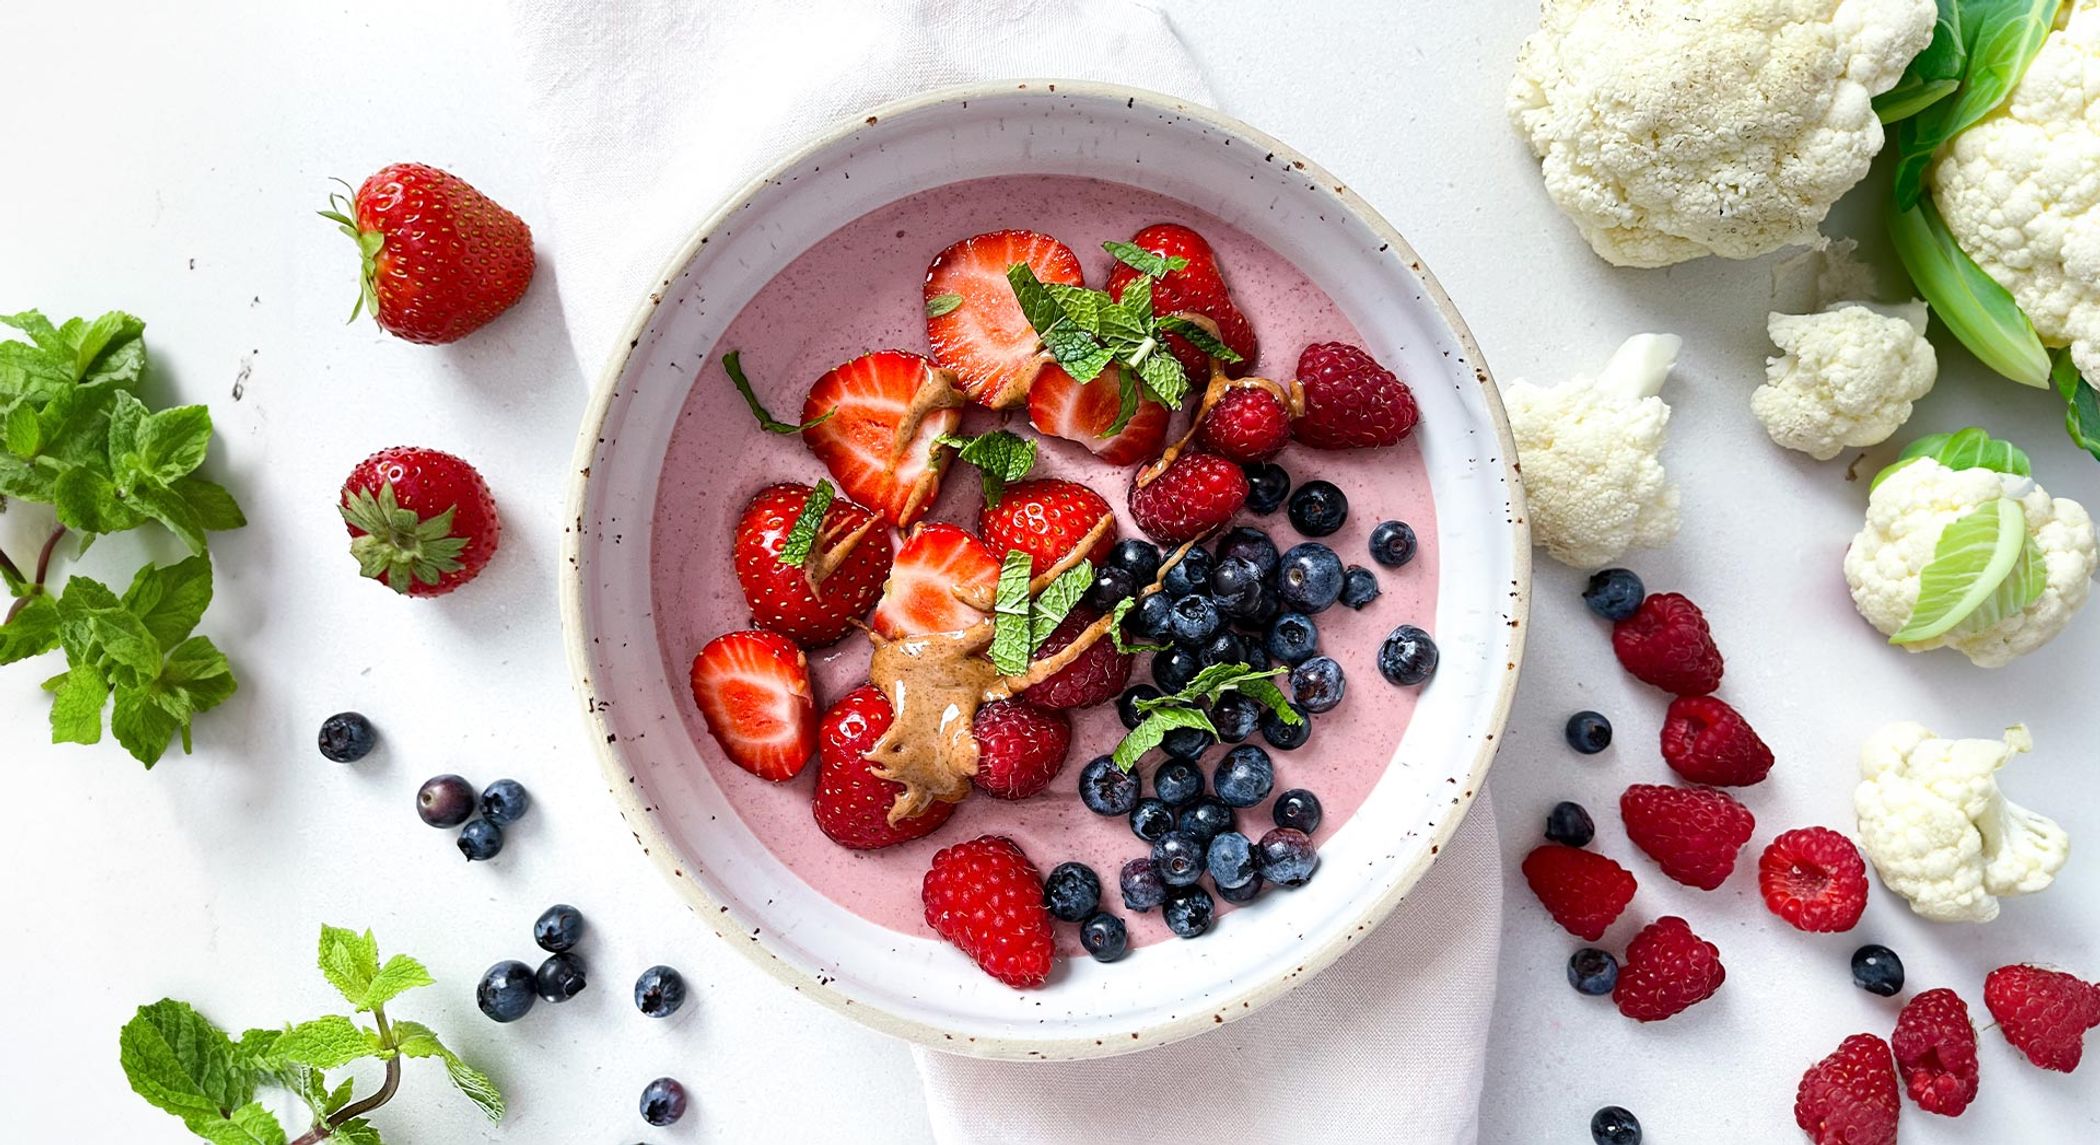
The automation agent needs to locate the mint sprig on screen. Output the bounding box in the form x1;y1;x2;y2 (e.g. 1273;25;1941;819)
1104;239;1191;279
726;350;835;434
989;549;1035;674
925;292;964;318
1029;561;1094;648
937;429;1036;507
777;479;835;569
120;925;502;1144
1106;594;1169;654
1113;660;1299;770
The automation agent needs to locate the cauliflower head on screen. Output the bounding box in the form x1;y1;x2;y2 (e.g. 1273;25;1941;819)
1933;0;2100;382
1844;457;2096;666
1509;0;1937;268
1855;722;2069;923
1506;333;1682;568
1754;301;1938;460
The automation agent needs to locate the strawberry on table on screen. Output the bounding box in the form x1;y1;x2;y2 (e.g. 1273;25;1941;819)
338;446;500;596
1520;844;1637;941
1291;342;1419;450
1613;915;1725;1022
1795;1034;1900;1145
970;699;1072;800
1891;988;1980;1116
1127;449;1248;544
1619;783;1755;890
926;229;1085;408
872;522;1000;638
1758;827;1868;933
689;629;817;782
979;478;1117;578
922;834;1055;988
734;482;892;648
1984;964;2100;1073
1106;223;1258;382
320;163;534;344
813;686;955;849
1027;363;1170;467
802;350;962;528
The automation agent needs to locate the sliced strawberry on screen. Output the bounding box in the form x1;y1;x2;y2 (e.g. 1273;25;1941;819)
1106;223;1257;381
813;685;956;849
689;630;816;781
873;522;1001;638
925;229;1083;408
733;483;892;648
1027;362;1171;467
802;350;961;527
979;478;1117;578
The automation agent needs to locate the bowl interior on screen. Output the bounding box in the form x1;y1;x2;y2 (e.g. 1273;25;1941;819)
564;83;1526;1059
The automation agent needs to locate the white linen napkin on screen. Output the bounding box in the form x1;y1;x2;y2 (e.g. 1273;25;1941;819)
504;2;1502;1140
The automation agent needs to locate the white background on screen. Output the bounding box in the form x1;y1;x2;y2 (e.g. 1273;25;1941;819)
2;2;2094;1142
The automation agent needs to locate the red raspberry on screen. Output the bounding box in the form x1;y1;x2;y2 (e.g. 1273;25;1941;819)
1892;988;1980;1116
811;686;955;849
1292;342;1420;449
1795;1034;1900;1145
1022;607;1131;710
1660;695;1773;785
1758;827;1869;933
921;835;1055;989
1519;844;1637;941
1127;450;1249;544
1620;784;1755;890
1984;964;2100;1073
1612;592;1724;696
1613;915;1725;1022
970;700;1072;799
1196;384;1292;463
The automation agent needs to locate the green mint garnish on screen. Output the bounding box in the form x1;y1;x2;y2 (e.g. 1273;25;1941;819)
776;480;835;569
1114;705;1219;770
1894;497;2041;643
937;429;1037;507
725;350;835;434
1104;239;1191;279
989;549;1035;674
924;292;964;318
1156;314;1243;364
1106;594;1169;654
1113;660;1297;770
1029;561;1094;650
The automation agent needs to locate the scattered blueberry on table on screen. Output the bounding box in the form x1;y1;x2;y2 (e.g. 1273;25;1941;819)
476;960;536;1023
1581;568;1645;621
1080;912;1129;962
1567;948;1619;996
1565;710;1613;754
634;965;687;1018
1368;520;1417;567
534;952;588;1003
1043;862;1102;922
1339;565;1382;610
1545;801;1595;847
1079;755;1140;816
1272;788;1324;834
456;818;504;861
317;712;376;762
480;778;531;826
639;1077;688;1127
1377;624;1439;686
1590;1105;1641;1145
417;774;477;828
1287;479;1349;537
1851;944;1904;996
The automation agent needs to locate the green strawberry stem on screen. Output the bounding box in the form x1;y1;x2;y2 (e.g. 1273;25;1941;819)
3;526;67;624
287;1005;400;1145
316;183;383;325
339;484;468;593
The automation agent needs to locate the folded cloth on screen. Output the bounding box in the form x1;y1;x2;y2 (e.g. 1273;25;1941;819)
504;2;1501;1141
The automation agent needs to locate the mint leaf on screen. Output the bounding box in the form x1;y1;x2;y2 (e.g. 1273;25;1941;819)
54;464;145;535
317;926;382;1009
0;593;60;664
118;999;253;1125
724;350;834;434
269;1016;378;1071
1107;595;1169;653
1135;350;1190;409
190;1104;288;1145
1156;315;1244;363
1005;264;1063;338
1040;325;1114;383
1096;295;1151;351
1236;674;1302;725
86;604;162;681
111;682;183;765
776;479;833;569
1029;561;1093;649
173;474;247;531
70;311;149;389
1044;283;1107;335
391;1019;505;1122
132;403;214;483
158;635;238;715
5;401;40;457
1104;240;1189;279
924;292;963;318
48;659;107;744
989;549;1035;675
1114;706;1217;770
130;477;211;556
362;953;435;1010
939;429;1036;507
328;1119;384;1145
1895;497;2029;643
123;556;213;648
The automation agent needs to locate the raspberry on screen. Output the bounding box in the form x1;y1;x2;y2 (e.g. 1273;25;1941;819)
1292;342;1420;449
1758;827;1869;933
1620;784;1755;890
1983;964;2100;1073
1612;592;1724;695
1128;450;1249;544
1795;1034;1899;1145
969;700;1072;799
1197;384;1292;463
922;835;1055;988
1022;607;1132;710
1613;915;1725;1021
1520;844;1637;941
1892;988;1980;1116
1660;695;1773;785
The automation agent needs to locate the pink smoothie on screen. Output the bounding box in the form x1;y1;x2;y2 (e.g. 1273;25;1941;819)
649;176;1439;951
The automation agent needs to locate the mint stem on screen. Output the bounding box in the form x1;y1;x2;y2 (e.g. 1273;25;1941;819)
0;545;20;589
287;1006;399;1145
2;527;65;624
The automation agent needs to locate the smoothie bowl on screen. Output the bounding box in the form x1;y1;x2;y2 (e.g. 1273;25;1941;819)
562;82;1528;1059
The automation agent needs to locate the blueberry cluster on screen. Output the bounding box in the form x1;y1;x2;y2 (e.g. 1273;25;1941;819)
1042;861;1130;963
417;773;531;860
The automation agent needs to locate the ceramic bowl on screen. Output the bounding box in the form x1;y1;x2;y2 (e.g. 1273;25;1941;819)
561;80;1528;1060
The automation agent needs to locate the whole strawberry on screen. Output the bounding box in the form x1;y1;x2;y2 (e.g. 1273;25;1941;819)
733;483;892;648
1612;592;1724;696
1660;695;1773;785
979;478;1116;577
1128;450;1249;544
1196;383;1293;463
1758;827;1868;933
1292;342;1419;450
1105;223;1258;381
813;686;955;849
1795;1033;1899;1145
1984;963;2100;1073
1613;915;1725;1021
1892;988;1980;1116
321;164;533;344
339;446;500;596
1520;844;1637;941
971;700;1073;799
1621;784;1755;890
1022;607;1132;710
922;835;1055;988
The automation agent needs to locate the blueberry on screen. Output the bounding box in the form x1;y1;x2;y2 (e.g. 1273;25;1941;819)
1168;593;1220;645
1582;568;1646;622
457;818;504;861
1545;802;1596;847
1236;585;1282;628
1119;856;1168;911
1243;462;1291;515
1177;798;1236;845
417;774;477;828
634;965;687;1018
1236;640;1273;673
1043;861;1103;921
1131;592;1176;641
1218;872;1265;902
1260;700;1312;751
1565;711;1613;754
1340;566;1382;610
1078;755;1140;816
476;960;536;1022
1272;788;1324;834
480;779;531;826
1162;886;1216;938
1213;744;1275;808
1206;831;1257;889
1369;520;1418;568
534;951;588;1002
1080;913;1130;962
1210;555;1264;611
640;1077;688;1127
1162;725;1215;760
1153;759;1204;806
1289;655;1346;714
1377;625;1439;686
1153;832;1207;887
1106;538;1164;587
1852;944;1905;997
1590;1105;1641;1145
1160;548;1214;597
534;904;584;953
1287;479;1348;537
1214;526;1280;582
1210;692;1261;743
1568;948;1619;996
1117;685;1161;730
1257;827;1319;887
1278;543;1345;613
1130;798;1177;843
318;712;376;762
1083;565;1137;613
1265;611;1319;666
1153;645;1202;694
1195;630;1245;668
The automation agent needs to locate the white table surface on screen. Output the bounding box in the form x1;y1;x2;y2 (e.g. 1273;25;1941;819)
4;2;2094;1141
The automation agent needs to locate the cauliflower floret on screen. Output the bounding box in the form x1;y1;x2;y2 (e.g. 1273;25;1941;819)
1843;457;2096;666
1855;722;2070;923
1933;0;2100;383
1506;333;1682;569
1754;301;1938;460
1509;0;1937;267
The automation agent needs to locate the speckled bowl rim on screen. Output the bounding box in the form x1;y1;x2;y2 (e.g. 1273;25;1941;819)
560;79;1531;1061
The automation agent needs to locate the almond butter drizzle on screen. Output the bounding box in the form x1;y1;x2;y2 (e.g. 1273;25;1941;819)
864;622;1011;824
802;511;884;598
891;366;968;525
1136;312;1300;490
